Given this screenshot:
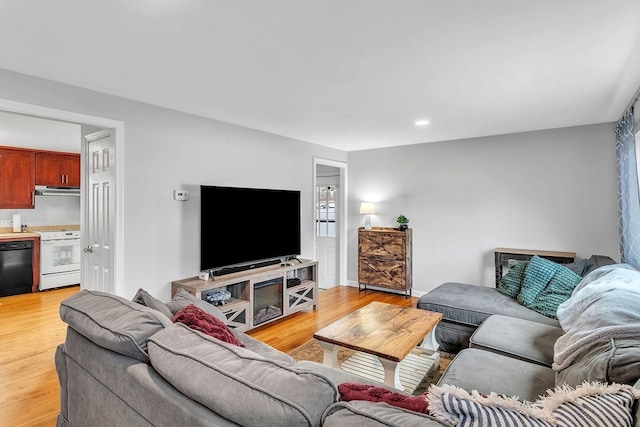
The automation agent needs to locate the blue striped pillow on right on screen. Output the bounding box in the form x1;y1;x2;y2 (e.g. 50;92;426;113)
428;382;640;427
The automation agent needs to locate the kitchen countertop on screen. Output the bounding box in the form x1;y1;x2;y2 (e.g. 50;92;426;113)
0;232;41;240
0;224;80;240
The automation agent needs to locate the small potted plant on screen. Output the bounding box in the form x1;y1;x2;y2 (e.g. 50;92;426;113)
396;214;409;230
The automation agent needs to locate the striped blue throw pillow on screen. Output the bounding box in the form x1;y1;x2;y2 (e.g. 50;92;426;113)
428;382;640;427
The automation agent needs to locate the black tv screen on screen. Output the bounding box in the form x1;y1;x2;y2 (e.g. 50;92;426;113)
200;185;301;272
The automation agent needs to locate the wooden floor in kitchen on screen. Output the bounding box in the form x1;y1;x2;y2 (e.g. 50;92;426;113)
0;285;417;426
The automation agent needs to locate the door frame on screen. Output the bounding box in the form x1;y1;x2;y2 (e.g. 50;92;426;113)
312;157;348;286
0;98;125;294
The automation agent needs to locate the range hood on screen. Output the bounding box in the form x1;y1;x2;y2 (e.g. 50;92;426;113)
35;185;80;196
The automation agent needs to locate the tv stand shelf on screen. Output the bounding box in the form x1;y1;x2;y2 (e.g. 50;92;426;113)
171;259;318;332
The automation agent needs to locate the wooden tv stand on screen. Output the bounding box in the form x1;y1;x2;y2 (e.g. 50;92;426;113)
171;259;318;332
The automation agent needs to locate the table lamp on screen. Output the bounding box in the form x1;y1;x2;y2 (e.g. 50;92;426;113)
360;202;375;230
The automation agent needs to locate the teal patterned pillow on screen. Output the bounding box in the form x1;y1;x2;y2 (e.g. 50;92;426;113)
517;256;561;308
532;266;582;319
497;261;528;298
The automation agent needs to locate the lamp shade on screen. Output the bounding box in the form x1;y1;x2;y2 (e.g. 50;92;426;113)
360;202;375;215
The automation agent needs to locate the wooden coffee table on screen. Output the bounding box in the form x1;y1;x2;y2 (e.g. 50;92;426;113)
313;301;442;390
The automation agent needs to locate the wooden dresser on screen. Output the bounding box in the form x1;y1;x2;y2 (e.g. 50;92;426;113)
358;227;412;297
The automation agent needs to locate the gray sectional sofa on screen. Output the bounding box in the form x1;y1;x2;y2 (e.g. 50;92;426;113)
55;262;640;426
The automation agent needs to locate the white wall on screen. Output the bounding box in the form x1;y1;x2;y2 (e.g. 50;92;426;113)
0;69;347;299
1;197;81;228
348;124;620;293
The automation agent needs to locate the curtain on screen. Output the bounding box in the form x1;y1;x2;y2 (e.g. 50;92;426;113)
615;106;640;269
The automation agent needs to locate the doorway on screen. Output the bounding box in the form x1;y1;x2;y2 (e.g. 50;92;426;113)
0;99;124;295
313;158;347;288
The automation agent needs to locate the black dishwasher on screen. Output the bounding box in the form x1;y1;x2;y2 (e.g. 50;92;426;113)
0;240;34;297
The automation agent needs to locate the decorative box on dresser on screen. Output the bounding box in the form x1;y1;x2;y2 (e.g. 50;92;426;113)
358;227;412;297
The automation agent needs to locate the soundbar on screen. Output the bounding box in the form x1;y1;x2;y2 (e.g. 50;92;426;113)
211;258;282;277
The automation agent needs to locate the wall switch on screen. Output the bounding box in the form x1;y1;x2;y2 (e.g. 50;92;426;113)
0;219;13;227
173;189;189;201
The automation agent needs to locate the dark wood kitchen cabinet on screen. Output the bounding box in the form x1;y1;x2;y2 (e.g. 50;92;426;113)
0;147;35;209
36;152;80;187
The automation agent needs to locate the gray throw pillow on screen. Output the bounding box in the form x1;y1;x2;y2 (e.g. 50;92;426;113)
132;288;174;319
166;288;227;324
60;290;173;363
562;257;588;276
583;255;617;276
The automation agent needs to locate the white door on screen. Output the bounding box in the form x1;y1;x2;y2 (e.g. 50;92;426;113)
83;129;115;293
315;171;339;288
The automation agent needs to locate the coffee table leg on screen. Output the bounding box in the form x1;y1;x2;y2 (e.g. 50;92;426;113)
418;328;439;352
317;341;340;368
417;329;441;373
378;357;402;390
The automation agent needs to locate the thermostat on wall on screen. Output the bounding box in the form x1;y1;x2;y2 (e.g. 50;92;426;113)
173;189;189;201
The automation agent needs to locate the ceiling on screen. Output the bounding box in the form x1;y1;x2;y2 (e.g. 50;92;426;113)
1;1;639;151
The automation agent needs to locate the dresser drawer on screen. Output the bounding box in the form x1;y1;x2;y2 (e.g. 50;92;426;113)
359;257;408;290
359;231;406;259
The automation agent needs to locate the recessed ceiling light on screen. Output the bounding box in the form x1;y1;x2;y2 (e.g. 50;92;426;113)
415;120;430;126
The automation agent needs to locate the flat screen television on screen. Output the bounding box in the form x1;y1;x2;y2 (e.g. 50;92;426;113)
200;185;301;274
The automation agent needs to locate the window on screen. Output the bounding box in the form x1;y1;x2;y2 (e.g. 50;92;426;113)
635;127;640;195
315;185;336;237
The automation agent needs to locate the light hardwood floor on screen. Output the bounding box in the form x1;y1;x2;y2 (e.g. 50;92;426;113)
0;285;417;426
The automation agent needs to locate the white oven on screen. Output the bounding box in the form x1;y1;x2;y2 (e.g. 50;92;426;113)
36;230;81;290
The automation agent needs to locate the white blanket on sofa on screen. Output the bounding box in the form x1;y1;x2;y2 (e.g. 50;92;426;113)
552;264;640;371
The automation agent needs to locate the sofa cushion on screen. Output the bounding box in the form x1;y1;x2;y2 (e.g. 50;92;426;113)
555;338;640;387
132;288;174;319
469;315;563;367
148;323;338;427
60;290;173;363
417;282;560;329
428;382;640;427
166;288;227;323
173;304;245;347
438;348;555;402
